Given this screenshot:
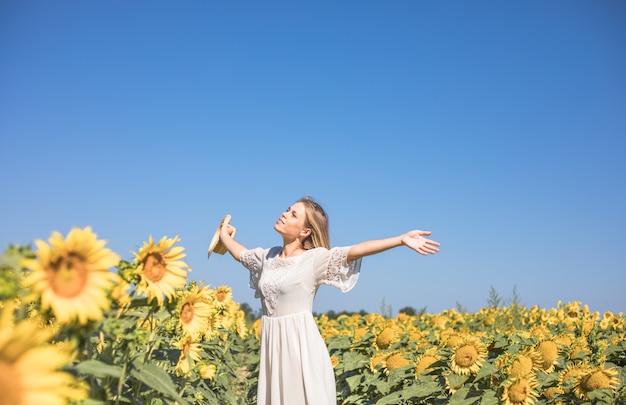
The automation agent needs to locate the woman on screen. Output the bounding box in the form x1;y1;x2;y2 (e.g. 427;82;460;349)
218;196;440;404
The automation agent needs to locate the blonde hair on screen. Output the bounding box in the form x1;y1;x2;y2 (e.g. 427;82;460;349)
299;196;330;249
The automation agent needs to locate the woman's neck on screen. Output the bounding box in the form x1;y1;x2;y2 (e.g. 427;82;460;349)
280;241;305;258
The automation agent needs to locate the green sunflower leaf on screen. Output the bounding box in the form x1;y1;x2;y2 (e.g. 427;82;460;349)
447;373;470;389
374;391;406;405
327;335;351;350
408;379;441;397
130;361;188;405
73;360;123;378
448;387;471;404
342;350;367;370
475;362;499;381
346;373;363;392
586;388;614;401
479;390;499;405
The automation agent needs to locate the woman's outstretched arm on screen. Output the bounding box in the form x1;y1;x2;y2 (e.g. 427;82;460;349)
219;223;248;262
347;230;440;263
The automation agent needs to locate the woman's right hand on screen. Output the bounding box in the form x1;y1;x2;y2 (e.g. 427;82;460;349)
220;223;235;240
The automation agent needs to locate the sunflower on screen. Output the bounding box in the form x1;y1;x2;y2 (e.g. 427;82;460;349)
178;284;213;338
505;348;540;379
198;362;217;380
558;362;590;393
373;326;399;350
429;314;449;328
365;313;385;327
396;312;411;324
330;356;340;368
501;375;539;405
599;318;611;330
541;386;564;401
133;236;190;306
568;337;591;359
235;310;248;339
528;325;550;339
481;314;496;327
449;335;487;376
382;351;411;374
251;318;262;340
573;365;620;400
321;326;340;341
611;313;624;328
369;352;387;373
213;285;233;310
535;339;560;373
22;227;120;325
442;332;465;348
204;312;222;341
218;301;238;331
415;350;440;377
174;335;203;376
408;328;426;344
352;326;368;342
0;306;86;404
343;314;361;327
553;333;572;347
580;318;595;336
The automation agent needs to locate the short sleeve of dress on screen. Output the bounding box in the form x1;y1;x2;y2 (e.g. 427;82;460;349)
316;246;361;292
240;248;267;296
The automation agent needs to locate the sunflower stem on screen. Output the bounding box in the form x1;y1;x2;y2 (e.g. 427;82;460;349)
141;306;158;363
115;350;129;405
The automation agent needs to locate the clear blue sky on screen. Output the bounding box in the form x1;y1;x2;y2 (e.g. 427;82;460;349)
2;1;625;316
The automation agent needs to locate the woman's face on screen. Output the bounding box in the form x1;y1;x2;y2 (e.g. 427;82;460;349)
274;201;308;238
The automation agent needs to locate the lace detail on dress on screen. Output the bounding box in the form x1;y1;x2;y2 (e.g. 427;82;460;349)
321;246;360;292
240;250;262;296
258;256;294;315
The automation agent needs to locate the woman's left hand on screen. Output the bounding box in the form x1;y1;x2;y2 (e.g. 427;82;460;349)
401;230;440;255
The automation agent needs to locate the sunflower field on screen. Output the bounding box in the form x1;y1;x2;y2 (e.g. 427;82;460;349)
1;227;625;405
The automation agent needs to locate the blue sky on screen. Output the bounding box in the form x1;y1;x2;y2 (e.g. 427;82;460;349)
1;1;625;316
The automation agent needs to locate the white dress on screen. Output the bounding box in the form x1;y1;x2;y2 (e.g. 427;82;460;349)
240;246;361;405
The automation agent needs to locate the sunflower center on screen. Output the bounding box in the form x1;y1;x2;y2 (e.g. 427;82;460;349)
445;334;464;348
537;341;558;368
376;328;395;349
354;327;367;341
455;345;478;367
510;355;533;377
416;355;438;375
386;353;410;370
562;368;585;384
143;252;167;282
581;371;610;391
508;379;530;402
370;354;384;369
216;291;227;302
181;303;194;324
0;361;22;405
47;253;88;298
